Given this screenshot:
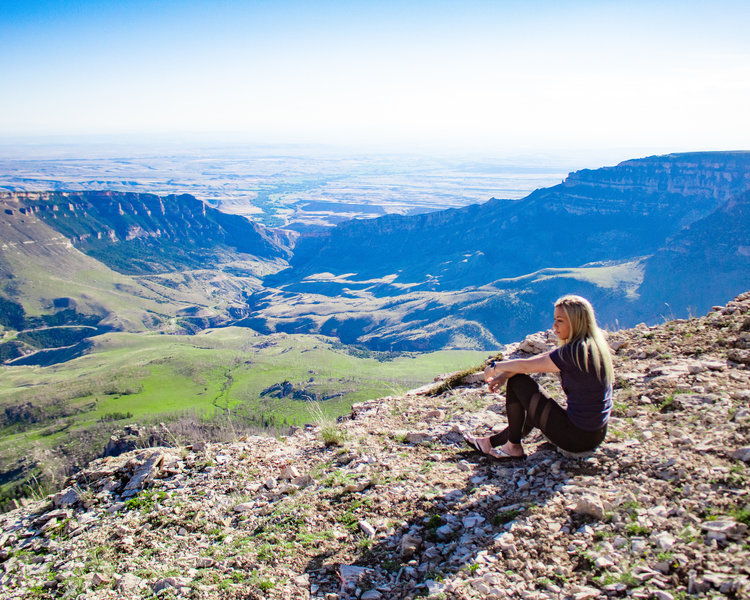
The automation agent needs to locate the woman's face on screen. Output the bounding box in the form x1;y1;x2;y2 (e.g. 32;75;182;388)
553;306;571;341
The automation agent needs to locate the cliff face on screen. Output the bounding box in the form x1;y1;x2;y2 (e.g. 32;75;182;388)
6;191;295;275
637;189;750;315
1;293;748;599
567;152;750;200
277;151;750;290
255;152;750;349
0;191;295;348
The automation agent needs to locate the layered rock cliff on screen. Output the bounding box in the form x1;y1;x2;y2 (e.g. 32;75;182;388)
3;191;295;275
277;152;750;290
257;152;750;349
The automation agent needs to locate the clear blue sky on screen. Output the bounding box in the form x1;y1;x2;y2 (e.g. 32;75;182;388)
1;0;749;155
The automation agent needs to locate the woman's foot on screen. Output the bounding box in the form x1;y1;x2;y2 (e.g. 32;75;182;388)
489;441;526;459
462;433;494;455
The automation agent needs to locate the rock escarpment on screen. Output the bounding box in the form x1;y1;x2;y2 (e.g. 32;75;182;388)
1;292;748;599
2;191;295;275
279;152;750;289
256;151;750;349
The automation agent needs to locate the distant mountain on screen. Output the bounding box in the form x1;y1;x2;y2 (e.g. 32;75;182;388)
0;191;293;364
257;152;750;348
2;152;749;355
637;188;750;317
17;191;294;274
273;152;750;291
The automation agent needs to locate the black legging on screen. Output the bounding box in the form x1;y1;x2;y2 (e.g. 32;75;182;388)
488;374;607;453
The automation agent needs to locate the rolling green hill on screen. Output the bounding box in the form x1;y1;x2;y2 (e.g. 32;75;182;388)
0;192;289;365
0;326;486;510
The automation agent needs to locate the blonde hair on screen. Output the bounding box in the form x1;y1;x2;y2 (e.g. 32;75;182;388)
554;295;614;385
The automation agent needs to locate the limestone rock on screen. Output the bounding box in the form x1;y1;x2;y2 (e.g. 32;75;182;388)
574;495;605;520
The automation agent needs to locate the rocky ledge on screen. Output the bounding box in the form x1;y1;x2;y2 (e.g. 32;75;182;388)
1;293;749;600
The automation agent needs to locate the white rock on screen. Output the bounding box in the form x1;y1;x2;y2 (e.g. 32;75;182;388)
463;514;486;529
90;573;110;586
405;431;433;444
399;534;422;560
575;495;605;520
471;579;491;594
651;531;676;550
594;556;614;568
115;573;143;592
436;524;454;539
279;465;300;480
461;372;485;385
151;577;187;593
123;451;164;493
195;557;215;568
424;579;446;597
339;565;371;589
571;586;601;600
292;474;314;488
53;488;80;508
701;519;747;541
359;520;376;539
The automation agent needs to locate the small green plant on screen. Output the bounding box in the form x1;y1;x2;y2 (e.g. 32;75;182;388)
658;394;677;413
124;489;167;512
357;536;374;551
308;401;348;446
426;514;443;530
420;461;435;474
493;508;520;526
625;522;651;536
425;570;444;582
611;401;628;416
321;425;347;446
256;542;275;563
732;506;750;526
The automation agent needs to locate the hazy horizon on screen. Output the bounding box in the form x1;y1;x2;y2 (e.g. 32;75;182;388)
2;1;749;157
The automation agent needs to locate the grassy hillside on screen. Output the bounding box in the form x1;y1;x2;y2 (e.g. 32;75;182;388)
0;327;486;509
0;195;287;344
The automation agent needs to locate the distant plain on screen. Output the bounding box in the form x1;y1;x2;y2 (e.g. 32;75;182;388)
0;143;569;229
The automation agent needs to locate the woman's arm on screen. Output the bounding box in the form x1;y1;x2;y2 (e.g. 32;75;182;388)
484;351;559;384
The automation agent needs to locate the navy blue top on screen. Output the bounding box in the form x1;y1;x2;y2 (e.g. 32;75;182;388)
549;342;613;431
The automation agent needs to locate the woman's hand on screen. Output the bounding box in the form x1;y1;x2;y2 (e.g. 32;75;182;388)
487;370;510;393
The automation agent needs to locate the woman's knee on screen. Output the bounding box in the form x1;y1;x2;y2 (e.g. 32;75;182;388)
507;373;537;397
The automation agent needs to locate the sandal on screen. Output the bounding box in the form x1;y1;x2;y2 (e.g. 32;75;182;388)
462;432;491;455
488;446;526;461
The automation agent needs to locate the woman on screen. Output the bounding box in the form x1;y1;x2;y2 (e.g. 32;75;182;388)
465;295;614;459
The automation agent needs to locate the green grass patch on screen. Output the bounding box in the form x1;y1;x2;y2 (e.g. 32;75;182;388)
0;328;484;508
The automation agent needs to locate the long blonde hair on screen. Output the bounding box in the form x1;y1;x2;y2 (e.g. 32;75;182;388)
555;295;614;385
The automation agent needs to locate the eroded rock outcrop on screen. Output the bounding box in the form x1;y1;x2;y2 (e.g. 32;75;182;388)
1;293;748;599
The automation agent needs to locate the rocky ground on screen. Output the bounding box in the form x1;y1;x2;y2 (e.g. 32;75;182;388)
1;293;749;600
